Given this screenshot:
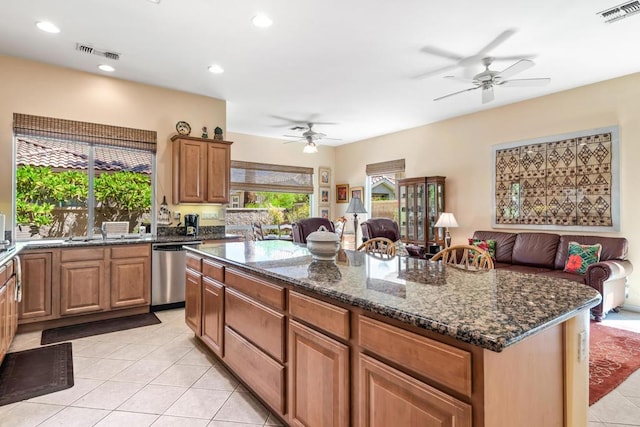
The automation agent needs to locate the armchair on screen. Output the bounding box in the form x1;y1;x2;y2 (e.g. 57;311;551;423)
292;217;336;243
361;218;401;242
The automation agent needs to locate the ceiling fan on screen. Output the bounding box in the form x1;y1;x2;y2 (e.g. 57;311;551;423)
283;122;341;153
416;29;534;79
433;57;550;104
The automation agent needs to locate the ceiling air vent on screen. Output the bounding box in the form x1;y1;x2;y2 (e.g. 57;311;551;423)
75;43;120;60
598;0;640;23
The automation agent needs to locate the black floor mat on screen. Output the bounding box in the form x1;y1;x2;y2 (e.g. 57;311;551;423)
41;312;161;345
0;343;74;406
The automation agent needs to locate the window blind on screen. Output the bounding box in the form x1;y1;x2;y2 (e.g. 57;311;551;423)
230;161;314;194
365;159;405;176
13;113;157;152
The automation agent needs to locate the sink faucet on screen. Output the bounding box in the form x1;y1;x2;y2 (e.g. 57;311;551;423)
94;225;107;241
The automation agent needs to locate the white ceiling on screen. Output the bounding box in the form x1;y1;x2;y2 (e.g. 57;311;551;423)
1;0;639;146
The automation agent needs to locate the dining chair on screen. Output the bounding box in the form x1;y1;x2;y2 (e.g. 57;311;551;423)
431;244;494;270
357;237;396;258
252;223;265;241
292;217;335;243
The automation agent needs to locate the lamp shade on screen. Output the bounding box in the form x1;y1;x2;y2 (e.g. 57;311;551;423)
434;212;458;228
345;196;367;214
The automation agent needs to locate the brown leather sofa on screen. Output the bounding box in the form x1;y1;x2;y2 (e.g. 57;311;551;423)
361;218;401;242
292;217;335;243
473;231;633;321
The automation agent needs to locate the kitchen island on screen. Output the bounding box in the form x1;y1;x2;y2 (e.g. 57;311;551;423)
185;240;601;427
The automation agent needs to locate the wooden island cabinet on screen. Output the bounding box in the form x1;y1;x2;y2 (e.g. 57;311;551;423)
19;243;151;329
184;242;598;427
1;255;19;363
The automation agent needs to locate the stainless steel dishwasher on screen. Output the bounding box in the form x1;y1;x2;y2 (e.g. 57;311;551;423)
151;241;201;311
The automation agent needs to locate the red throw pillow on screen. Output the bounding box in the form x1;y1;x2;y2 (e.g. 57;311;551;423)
468;238;496;260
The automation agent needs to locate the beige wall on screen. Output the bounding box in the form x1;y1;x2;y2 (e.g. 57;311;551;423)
335;72;640;308
0;55;226;229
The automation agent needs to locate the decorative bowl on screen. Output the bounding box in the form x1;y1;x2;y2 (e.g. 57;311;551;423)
306;225;341;261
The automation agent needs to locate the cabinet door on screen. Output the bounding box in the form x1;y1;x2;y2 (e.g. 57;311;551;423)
111;257;150;309
185;268;202;335
359;354;471;427
7;277;17;340
177;139;207;203
19;252;53;320
289;320;349;427
206;142;230;203
60;260;107;316
202;277;224;356
0;284;6;359
398;184;407;240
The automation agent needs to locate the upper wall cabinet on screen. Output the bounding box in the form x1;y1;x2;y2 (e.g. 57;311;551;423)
172;135;233;204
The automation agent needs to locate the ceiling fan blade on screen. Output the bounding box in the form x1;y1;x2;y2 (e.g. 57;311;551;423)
482;86;495;104
414;64;459;79
491;54;536;61
433;85;481;101
499;78;551;87
283;134;304;138
476;29;516;58
444;75;474;84
497;59;535;80
420;46;465;62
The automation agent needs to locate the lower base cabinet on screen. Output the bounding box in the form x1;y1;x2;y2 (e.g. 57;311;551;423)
359;353;471;427
185;268;202;335
60;260;107;316
288;320;349;427
201;277;224;356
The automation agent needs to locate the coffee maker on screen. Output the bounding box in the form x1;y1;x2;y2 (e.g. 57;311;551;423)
184;213;199;236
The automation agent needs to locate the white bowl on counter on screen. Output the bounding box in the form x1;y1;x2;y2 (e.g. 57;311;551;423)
306;225;341;261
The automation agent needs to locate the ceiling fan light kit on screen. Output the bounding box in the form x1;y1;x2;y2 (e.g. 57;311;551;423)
303;141;318;153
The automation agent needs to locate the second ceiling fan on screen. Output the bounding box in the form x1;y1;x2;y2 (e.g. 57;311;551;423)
434;57;550;104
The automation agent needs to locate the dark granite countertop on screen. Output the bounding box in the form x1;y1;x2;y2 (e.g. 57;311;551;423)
16;234;241;250
187;240;601;352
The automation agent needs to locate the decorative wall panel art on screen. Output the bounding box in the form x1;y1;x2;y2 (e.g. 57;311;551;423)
491;126;619;231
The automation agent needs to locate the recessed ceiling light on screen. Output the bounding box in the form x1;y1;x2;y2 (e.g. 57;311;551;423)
252;14;273;28
147;0;161;4
35;21;60;34
98;64;115;72
208;65;224;74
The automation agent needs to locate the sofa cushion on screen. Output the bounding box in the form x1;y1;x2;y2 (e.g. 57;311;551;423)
554;235;628;270
472;231;517;264
511;232;560;268
542;270;587;284
563;242;602;274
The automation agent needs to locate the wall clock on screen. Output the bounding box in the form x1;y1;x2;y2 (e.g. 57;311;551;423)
176;121;191;136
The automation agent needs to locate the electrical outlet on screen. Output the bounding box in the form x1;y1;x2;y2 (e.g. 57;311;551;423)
174;212;181;220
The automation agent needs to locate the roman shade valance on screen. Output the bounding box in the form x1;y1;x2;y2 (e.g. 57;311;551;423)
365;159;405;176
13;113;157;152
230;161;314;194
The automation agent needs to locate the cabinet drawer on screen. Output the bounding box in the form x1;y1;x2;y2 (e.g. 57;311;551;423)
226;288;285;362
289;291;349;340
112;244;150;259
224;326;285;415
5;259;14;279
202;259;224;282
61;247;105;262
225;269;285;310
186;253;202;272
359;316;472;397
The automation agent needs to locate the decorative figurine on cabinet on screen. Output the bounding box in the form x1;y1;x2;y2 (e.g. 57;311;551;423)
214;126;223;141
201;126;208;139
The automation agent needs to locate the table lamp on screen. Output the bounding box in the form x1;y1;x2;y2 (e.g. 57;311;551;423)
434;212;458;248
345;197;367;245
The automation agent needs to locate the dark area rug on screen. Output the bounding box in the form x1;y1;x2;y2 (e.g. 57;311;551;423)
590;322;640;405
41;312;161;345
0;343;73;406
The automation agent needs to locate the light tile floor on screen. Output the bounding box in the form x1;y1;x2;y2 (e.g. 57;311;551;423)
2;308;283;427
3;308;640;426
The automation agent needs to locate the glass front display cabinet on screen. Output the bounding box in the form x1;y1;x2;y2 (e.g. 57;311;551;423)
398;176;445;249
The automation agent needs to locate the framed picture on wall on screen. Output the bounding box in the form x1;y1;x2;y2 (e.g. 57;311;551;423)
319;186;330;204
336;184;349;203
320;207;331;219
350;186;364;203
319;167;331;186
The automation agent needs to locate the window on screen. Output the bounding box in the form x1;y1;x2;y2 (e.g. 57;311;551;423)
365;159;405;220
14;114;156;240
